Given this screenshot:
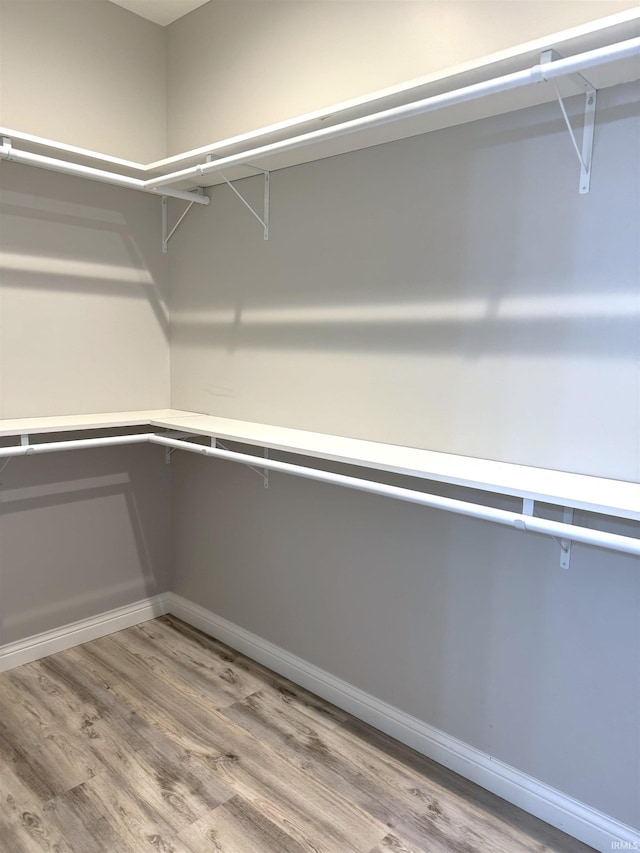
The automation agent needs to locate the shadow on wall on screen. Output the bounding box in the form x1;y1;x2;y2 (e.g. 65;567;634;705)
0;438;171;645
164;86;639;480
169;93;639;359
170;299;638;358
0;162;169;338
0;162;170;416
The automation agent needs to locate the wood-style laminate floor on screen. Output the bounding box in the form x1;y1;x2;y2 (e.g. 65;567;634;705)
0;616;594;853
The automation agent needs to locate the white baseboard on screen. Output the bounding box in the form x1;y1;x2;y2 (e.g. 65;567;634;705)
0;593;169;672
168;592;640;853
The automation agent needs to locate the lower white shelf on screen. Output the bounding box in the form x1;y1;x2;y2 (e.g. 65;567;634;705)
0;409;638;560
149;412;640;523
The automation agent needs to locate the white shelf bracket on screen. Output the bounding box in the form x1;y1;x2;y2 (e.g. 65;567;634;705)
208;156;270;240
162;188;204;254
559;507;575;569
160;430;198;462
523;497;574;567
541;50;596;194
216;439;269;487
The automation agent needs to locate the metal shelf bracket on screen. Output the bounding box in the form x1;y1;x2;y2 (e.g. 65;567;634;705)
208;156;270;240
212;438;269;487
521;498;574;567
559;508;574;569
541;50;596;194
161;430;199;463
162;188;204;253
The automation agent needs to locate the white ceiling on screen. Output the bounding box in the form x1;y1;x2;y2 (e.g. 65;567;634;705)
107;0;210;27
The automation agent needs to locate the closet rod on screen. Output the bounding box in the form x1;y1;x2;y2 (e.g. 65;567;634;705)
0;433;151;458
148;435;640;559
2;432;637;557
0;142;209;205
146;36;640;190
1;38;637;197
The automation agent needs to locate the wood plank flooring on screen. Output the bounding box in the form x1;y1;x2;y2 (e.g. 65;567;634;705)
0;616;595;852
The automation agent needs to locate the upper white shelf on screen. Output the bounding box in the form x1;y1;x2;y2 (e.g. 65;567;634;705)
1;410;637;522
157;9;640;191
1;9;638;194
0;409;198;438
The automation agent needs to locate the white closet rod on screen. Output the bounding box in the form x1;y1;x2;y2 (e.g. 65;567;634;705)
150;435;640;558
0;142;209;205
1;432;637;558
146;36;640;189
1;38;638;199
0;434;151;457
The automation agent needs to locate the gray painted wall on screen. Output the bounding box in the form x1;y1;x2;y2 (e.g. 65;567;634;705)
0;0;170;417
0;440;172;644
167;0;639;153
169;86;639;480
0;164;170;417
0;165;172;646
0;1;172;647
171;452;639;828
0;0;167;162
0;0;638;835
168;86;640;827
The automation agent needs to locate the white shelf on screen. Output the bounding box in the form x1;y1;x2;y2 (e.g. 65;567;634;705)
1;10;638;193
5;409;621;523
161;9;640;191
1;410;637;552
0;409;198;438
151;413;640;522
